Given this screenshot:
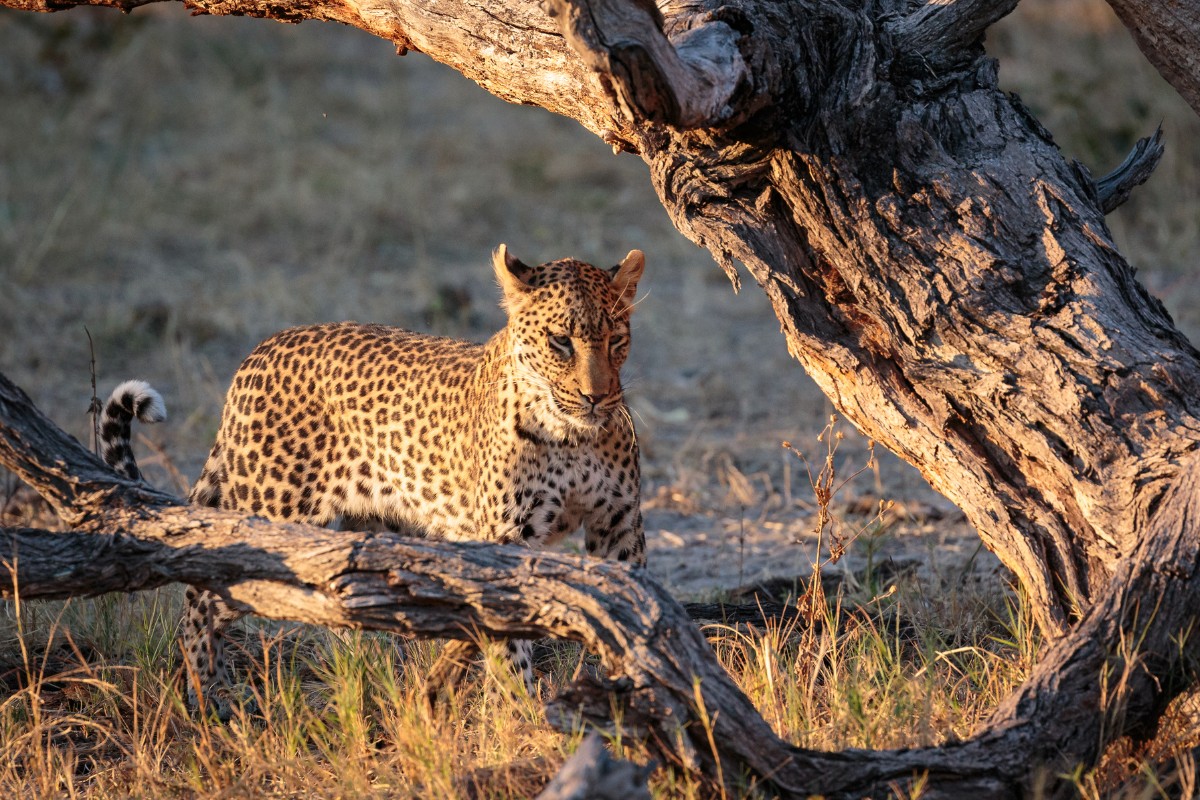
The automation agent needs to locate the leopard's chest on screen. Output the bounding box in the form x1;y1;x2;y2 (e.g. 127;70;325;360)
361;365;633;548
489;442;623;547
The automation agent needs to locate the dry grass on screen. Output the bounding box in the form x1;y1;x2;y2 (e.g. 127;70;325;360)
0;562;1041;798
2;0;1200;796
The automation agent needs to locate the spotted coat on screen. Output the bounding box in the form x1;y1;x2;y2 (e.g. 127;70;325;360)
181;245;646;715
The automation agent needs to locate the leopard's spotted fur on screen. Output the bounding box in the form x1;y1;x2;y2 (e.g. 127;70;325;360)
175;245;646;716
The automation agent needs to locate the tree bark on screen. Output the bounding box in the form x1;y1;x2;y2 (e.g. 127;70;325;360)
2;365;1200;798
6;0;1193;637
3;0;1200;792
1103;0;1200;117
533;733;653;800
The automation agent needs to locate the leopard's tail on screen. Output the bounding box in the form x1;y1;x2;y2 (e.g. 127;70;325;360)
100;380;167;481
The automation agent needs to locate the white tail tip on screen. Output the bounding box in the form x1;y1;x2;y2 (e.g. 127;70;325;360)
108;380;167;423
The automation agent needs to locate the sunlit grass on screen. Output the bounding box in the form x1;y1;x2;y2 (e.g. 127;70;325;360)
1;0;1199;796
0;591;566;797
0;564;1040;799
1;528;1195;797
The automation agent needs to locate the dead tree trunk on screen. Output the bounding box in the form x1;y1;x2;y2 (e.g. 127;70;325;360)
2;360;1200;797
6;0;1194;636
3;0;1200;793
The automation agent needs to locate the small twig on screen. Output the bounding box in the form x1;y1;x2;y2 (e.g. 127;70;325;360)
738;506;746;589
85;326;101;455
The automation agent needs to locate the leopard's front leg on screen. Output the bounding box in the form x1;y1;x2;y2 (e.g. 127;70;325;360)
472;485;553;697
584;495;646;568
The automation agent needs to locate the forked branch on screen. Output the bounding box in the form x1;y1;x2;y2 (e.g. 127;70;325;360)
543;0;748;131
889;0;1019;73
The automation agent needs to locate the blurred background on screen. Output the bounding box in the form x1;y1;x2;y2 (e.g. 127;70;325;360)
1;0;1197;594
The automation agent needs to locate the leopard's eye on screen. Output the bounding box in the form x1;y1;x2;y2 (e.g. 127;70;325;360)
548;333;574;356
609;334;628;351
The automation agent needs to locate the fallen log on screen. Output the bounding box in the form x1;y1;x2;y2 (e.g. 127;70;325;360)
3;368;1200;798
534;733;652;800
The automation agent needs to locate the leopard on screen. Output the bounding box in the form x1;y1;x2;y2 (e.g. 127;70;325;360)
102;245;646;718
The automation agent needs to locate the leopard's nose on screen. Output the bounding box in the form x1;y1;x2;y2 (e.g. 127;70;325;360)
580;391;606;408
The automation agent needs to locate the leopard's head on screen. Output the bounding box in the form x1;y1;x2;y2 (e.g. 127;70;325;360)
494;244;644;436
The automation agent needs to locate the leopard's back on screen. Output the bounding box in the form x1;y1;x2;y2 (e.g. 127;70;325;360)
191;322;489;535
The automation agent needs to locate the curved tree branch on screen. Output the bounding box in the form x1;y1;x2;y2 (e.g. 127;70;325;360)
543;0;748;131
1095;126;1166;214
1104;0;1200;118
3;0;1200;789
2;372;1200;797
6;0;1198;637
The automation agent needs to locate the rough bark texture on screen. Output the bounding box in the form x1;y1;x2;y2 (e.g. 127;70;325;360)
1103;0;1200;117
3;0;1200;794
1095;126;1165;214
7;0;1182;636
2;362;1200;798
533;734;653;800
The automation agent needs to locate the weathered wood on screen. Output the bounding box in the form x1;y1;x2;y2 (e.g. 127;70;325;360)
5;0;1195;641
534;734;652;800
1104;0;1200;117
3;0;1200;791
543;0;747;131
888;0;1019;73
7;503;1199;799
1095;126;1166;213
3;375;1200;798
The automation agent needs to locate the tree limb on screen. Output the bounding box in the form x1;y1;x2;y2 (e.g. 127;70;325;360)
1;371;998;798
1096;126;1165;214
10;0;1200;646
8;502;1199;797
1104;0;1200;118
2;0;1200;788
544;0;748;131
3;368;1200;798
888;0;1020;74
0;369;173;525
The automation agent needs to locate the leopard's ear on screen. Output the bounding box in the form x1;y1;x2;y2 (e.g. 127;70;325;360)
493;244;534;308
608;249;645;314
